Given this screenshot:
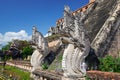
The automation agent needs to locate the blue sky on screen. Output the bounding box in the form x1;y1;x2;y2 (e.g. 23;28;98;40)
0;0;89;46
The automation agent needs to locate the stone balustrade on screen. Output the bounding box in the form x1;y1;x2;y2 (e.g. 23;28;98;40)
6;61;32;72
5;61;120;80
32;70;62;80
87;70;120;79
31;70;120;80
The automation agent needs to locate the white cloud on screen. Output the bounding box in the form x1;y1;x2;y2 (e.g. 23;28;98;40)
0;30;31;46
44;33;52;37
0;33;3;49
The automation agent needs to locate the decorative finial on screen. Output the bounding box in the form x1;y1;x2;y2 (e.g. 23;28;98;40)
32;26;37;31
64;5;70;12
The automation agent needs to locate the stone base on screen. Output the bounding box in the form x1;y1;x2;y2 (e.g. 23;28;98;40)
62;77;85;80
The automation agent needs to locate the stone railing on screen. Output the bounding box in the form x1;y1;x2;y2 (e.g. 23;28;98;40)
87;70;120;80
6;61;32;72
0;61;5;65
32;70;120;80
6;61;120;80
32;70;62;80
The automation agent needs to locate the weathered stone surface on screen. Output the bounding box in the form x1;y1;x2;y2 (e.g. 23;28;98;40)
31;0;120;80
31;27;50;71
91;0;120;57
48;40;62;52
62;77;85;80
49;0;119;57
107;27;120;57
48;0;120;58
31;50;43;71
84;0;117;42
87;70;120;79
32;70;62;80
32;27;49;54
62;6;90;80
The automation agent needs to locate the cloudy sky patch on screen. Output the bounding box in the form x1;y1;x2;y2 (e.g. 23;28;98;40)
0;30;31;47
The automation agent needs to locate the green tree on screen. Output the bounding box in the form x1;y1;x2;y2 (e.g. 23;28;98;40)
13;40;29;50
22;46;34;59
2;42;11;51
1;40;33;60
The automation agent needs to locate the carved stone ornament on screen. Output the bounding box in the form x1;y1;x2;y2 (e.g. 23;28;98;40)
62;6;90;80
31;27;50;71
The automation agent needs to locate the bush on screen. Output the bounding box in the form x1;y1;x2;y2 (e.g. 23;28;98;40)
41;63;48;70
99;55;120;72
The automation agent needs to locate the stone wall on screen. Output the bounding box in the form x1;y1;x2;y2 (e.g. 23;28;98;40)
107;27;120;57
84;0;117;42
90;0;120;57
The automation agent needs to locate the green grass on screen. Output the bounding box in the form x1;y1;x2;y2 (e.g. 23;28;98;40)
0;65;32;80
46;34;62;42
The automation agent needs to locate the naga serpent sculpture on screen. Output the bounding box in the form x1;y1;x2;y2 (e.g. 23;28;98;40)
30;27;50;71
0;42;21;60
62;6;90;79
